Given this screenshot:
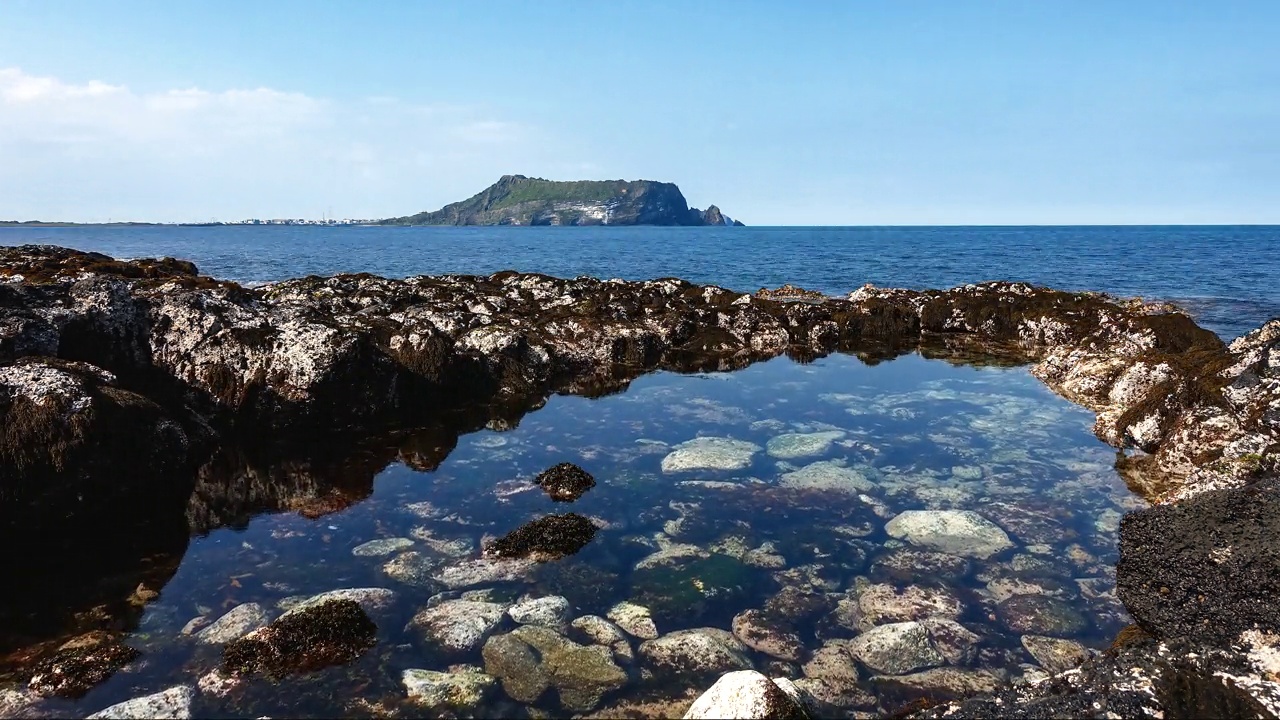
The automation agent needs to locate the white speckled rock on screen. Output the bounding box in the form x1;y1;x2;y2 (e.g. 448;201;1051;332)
851;583;964;630
778;461;876;494
571;615;635;664
661;437;761;473
195;603;270;644
279;588;396;617
639;628;753;678
848;621;945;675
508;596;571;627
402;668;497;711
765;431;846;460
433;557;537;589
884;510;1013;559
410;600;508;654
683;670;811;719
351;537;415;557
608;601;659;640
382;551;446;588
88;686;194;719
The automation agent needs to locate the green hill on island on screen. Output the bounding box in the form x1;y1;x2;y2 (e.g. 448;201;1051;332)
378;175;744;227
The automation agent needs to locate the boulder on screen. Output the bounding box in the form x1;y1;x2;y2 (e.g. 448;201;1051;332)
508;595;571;628
884;510;1014;559
87;685;194;719
195;602;270;645
684;670;812;719
483;513;598;561
661;437;761;473
639;628;754;681
481;625;627;712
732;609;806;662
533;462;596;502
402;668;497;713
607;601;659;640
223;599;376;676
765;431;846;460
410;600;508;655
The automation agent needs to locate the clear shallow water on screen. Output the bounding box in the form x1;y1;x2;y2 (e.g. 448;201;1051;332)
26;352;1140;718
1;224;1277;339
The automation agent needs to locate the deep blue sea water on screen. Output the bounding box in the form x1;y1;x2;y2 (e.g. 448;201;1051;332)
1;224;1276;339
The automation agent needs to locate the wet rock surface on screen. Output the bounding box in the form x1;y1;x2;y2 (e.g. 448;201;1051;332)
26;634;139;698
484;512;599;561
222;598;376;677
533;462;597;502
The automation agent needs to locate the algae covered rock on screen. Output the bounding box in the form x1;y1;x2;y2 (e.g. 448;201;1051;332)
402;668;497;713
508;595;571;627
630;554;755;624
223;598;376;677
27;633;140;698
997;595;1089;636
732;609;807;662
1020;635;1091;673
765;431;846;460
534;462;596;502
607;601;659;640
484;512;598;561
481;625;627;711
639;628;753;681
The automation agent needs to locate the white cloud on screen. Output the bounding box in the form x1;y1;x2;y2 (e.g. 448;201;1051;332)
0;67;569;222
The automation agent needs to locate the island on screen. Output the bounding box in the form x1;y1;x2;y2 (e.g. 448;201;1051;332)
378;175;745;227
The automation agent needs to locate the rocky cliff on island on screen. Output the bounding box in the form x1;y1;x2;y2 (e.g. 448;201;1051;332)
1;245;1278;718
378;175;745;227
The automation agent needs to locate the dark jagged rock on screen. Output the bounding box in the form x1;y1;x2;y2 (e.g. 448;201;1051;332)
533;462;596;502
1118;477;1280;646
26;633;139;698
484;513;599;561
378;175;742;227
222;598;375;677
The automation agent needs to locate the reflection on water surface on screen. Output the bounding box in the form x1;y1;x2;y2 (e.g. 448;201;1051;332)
4;351;1142;718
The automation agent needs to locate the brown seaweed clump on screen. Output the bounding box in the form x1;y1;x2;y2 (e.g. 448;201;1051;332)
26;635;140;698
533;462;596;502
485;512;599;561
222;599;376;678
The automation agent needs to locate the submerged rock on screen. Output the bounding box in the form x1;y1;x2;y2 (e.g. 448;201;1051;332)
884;510;1014;559
765;430;846;460
850;583;964;630
661;437;761;473
533;462;597;502
402;668;497;713
732;609;807;662
683;670;812;719
410;600;508;655
1020;635;1090;673
434;557;538;589
484;512;598;561
996;595;1089;636
87;685;194;720
195;602;270;645
777;460;875;495
351;537;415;557
570;615;635;665
639;628;753;681
508;595;571;627
607;601;659;640
223;598;376;677
873;666;1004;699
849;617;981;676
482;625;627;711
801;641;860;682
279;587;396;616
27;634;140;698
869;548;972;584
382;551;446;589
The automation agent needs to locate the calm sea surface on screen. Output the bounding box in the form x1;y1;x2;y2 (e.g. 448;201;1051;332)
1;224;1276;339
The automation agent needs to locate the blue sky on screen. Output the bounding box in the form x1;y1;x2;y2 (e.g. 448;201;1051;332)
0;1;1277;224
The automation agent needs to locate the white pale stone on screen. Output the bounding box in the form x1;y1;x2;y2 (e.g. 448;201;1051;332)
884;510;1014;559
661;437;761;473
88;686;194;719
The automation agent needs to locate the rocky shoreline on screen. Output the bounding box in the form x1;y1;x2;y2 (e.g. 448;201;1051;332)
1;244;1277;717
